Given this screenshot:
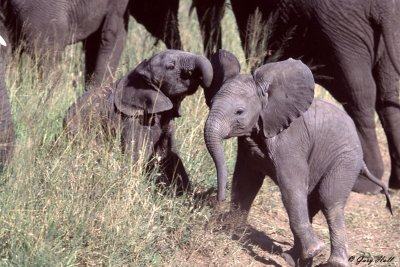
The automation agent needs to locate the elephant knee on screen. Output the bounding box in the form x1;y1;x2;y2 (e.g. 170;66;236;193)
344;108;376;130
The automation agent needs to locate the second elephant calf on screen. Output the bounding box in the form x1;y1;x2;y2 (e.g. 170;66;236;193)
63;49;213;193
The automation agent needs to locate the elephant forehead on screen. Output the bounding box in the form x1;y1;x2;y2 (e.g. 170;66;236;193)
219;76;256;96
153;50;192;63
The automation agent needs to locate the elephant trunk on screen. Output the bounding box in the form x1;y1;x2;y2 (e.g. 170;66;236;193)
204;113;230;201
195;55;213;89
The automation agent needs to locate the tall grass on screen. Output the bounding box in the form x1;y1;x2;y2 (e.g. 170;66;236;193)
0;2;242;266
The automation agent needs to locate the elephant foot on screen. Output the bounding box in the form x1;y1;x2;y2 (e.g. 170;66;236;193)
325;256;349;267
389;173;400;190
388;159;400;190
352;176;381;194
282;249;313;267
302;238;325;260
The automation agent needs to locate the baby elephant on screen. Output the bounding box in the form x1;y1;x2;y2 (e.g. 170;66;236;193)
64;49;213;193
203;50;392;267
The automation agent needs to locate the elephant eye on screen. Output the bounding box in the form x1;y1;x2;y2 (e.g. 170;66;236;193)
235;108;244;115
166;61;175;70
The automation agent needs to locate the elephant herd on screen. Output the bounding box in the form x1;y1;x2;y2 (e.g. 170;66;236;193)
0;0;399;266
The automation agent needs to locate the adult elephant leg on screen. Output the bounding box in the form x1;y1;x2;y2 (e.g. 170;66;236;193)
83;30;101;88
326;58;383;193
231;0;272;65
129;0;181;50
374;52;400;190
0;64;15;169
84;12;129;89
230;0;257;59
193;0;225;58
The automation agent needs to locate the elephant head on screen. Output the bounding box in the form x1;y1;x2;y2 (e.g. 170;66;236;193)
114;49;213;116
112;49;212;162
204;49;314;201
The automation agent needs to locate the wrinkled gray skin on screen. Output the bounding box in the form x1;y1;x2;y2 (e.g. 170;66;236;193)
0;34;15;169
204;50;392;267
199;0;400;192
64;50;213;193
0;0;228;89
0;0;185;89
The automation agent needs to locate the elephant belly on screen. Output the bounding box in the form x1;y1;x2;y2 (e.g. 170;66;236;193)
69;0;111;43
243;137;276;181
10;0;69;47
304;99;364;189
11;0;112;46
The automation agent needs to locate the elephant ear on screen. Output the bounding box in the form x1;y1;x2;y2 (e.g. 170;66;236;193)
134;58;154;85
205;49;241;106
114;73;173;116
254;58;315;138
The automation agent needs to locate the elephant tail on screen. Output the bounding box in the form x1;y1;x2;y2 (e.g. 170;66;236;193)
361;162;393;215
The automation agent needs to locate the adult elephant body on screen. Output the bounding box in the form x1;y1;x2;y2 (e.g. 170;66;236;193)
0;0;182;88
203;0;400;191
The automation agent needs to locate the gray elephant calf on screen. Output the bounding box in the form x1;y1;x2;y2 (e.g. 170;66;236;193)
64;50;213;193
203;50;392;267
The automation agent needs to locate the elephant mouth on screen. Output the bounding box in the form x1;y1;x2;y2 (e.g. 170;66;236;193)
181;69;194;80
228;122;254;138
138;113;157;126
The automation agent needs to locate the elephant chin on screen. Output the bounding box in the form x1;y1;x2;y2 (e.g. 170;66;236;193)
204;117;230;201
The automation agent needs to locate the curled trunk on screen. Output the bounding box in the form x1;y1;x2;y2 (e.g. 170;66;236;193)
195;55;213;89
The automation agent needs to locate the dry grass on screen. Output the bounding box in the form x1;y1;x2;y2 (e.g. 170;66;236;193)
0;1;399;266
